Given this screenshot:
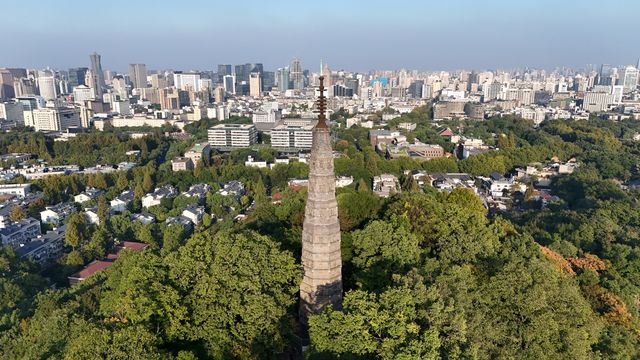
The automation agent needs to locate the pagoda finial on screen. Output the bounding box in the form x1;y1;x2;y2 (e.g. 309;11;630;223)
316;76;328;128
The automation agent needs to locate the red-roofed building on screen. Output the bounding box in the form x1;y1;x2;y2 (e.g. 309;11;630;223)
68;260;114;285
438;128;454;138
67;241;149;285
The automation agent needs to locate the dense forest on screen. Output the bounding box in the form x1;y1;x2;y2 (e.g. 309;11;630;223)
1;111;640;358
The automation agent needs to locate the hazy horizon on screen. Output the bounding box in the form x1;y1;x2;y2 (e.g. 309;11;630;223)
2;0;638;72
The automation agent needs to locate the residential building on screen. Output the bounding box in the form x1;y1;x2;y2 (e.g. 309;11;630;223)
217;180;245;198
249;72;262;97
0;217;41;247
182;205;206;225
73;187;104;204
171;157;194;172
110;190;134;213
373;174;400;198
142;185;178;208
16;225;66;267
128;64;147;89
0;183;31;197
183;183;211;202
40;203;76;225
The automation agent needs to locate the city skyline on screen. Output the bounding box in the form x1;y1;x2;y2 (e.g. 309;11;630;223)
1;0;638;71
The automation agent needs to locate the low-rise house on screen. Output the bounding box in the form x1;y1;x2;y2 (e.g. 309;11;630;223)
16;225;66;267
480;173;527;198
73;187;104;204
110;190;135;213
373;174;400;198
245;156;268;168
171;157;194;172
182;205;206;225
142;185;178;208
130;212;156;224
335;176;354;188
429;173;476;193
40;202;77;225
165;216;193;231
84;207;100;225
0;217;41;247
218;181;245;199
183;183;211;202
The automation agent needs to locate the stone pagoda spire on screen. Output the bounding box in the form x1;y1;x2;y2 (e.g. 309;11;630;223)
299;76;342;324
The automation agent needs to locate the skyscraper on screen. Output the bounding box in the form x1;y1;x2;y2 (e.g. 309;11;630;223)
217;64;232;82
291;57;304;90
68;67;88;90
38;73;57;101
620;65;639;93
277;67;290;92
249;72;262;97
128;63;148;89
89;52;105;97
223;75;236;95
299;76;342;324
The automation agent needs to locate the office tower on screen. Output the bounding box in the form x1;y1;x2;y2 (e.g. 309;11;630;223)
291;57;304;90
234;64;250;83
277;67;290;92
620;66;639;93
128;64;148;89
599;64;613;85
89;52;105;96
0;69;14;100
249;72;262;97
67;67;88;90
149;73;167;88
38;74;57;101
299;76;342;324
32;107;81;131
223;75;236;94
217;64;232;77
409;80;424;98
322;62;332;88
262;71;275;91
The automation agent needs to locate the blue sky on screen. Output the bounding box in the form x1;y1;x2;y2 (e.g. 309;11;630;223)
1;0;638;72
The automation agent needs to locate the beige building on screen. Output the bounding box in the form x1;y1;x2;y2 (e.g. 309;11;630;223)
208;123;257;149
171;157;194;172
32;107;81;131
249;72;262;98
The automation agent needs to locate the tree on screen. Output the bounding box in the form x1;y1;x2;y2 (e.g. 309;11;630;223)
97;196;110;226
165;231;299;358
9;205;26;222
161;224;187;254
142;171;154;193
116;172;129;191
84;226;111;261
65;213;87;249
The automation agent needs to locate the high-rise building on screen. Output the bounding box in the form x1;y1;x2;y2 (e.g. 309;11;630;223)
213;87;225;103
249;72;262;98
217;64;232;82
299;76;342;324
128;64;148;89
291;57;304;90
67;67;88;90
277;67;290;92
32;107;81;131
620;66;639;93
262;71;275;91
38;75;57;101
89;52;105;97
223;75;236;95
270;124;313;149
0;69;15;100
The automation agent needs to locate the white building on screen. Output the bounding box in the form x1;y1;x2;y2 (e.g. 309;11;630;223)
174;72;201;91
270;124;314;150
72;85;95;103
0;183;30;197
373;174;400;198
583;92;615;113
208;123;257;149
252;110;281;126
